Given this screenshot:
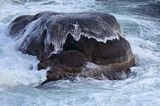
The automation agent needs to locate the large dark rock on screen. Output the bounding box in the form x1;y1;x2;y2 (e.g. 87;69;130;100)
8;11;135;84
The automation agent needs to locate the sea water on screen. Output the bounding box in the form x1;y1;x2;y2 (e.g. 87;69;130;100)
0;0;160;106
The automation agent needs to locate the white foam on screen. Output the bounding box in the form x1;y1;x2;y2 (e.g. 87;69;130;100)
0;0;160;106
0;24;46;86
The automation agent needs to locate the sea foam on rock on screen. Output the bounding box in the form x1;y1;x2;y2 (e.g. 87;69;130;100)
7;11;135;84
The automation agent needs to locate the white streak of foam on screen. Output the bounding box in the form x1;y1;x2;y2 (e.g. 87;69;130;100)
16;18;43;51
86;62;100;69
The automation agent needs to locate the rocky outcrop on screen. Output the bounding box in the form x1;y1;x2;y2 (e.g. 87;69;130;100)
8;12;135;84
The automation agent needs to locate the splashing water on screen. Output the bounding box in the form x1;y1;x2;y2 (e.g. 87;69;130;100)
0;0;160;106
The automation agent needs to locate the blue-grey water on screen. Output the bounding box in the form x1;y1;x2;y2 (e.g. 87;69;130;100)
0;0;160;106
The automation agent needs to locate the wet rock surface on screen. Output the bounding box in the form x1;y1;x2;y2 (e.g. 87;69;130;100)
8;11;135;84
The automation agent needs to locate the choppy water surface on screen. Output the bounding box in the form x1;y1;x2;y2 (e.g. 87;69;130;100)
0;0;160;106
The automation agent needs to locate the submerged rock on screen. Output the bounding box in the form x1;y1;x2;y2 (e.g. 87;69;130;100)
136;2;160;18
8;11;135;84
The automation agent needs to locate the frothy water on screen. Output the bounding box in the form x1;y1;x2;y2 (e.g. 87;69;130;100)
0;0;160;106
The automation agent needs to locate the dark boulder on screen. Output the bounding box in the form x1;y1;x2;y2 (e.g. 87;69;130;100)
8;11;135;84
